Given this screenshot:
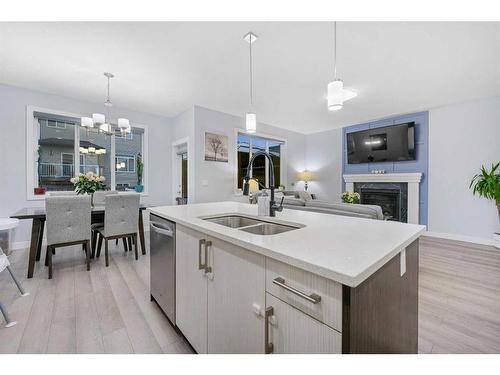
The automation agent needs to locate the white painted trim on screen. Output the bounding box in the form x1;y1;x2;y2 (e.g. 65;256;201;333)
423;231;495;247
171;137;190;205
343;173;422;183
233;128;288;192
343;172;422;224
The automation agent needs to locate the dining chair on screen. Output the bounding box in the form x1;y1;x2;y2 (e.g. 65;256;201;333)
92;190;118;206
90;190;124;251
92;194;140;267
45;195;91;279
0;246;29;327
46;191;78;196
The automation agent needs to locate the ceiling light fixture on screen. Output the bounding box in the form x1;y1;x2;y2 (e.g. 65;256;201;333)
244;31;258;133
327;22;357;111
80;73;131;136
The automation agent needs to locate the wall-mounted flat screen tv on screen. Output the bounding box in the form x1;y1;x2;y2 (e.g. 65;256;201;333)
346;122;416;164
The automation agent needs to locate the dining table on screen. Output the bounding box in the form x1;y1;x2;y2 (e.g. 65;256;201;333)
10;204;149;278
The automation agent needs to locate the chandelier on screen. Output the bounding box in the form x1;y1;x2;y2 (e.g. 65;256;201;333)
80;72;131;135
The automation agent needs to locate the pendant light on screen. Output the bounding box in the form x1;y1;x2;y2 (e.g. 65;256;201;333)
327;22;357;111
244;32;258;133
80;73;131;134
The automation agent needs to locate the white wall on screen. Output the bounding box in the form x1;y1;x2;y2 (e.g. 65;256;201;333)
428;96;500;241
304;128;343;202
171;108;196;204
0;84;173;245
192;106;306;203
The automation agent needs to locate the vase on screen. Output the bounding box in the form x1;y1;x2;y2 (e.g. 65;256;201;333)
90;193;95;208
135;184;144;193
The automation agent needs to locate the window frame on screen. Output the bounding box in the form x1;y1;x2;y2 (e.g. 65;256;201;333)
26;105;149;200
234;129;287;193
115;154;136;173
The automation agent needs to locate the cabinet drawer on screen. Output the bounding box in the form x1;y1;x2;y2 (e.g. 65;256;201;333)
266;293;342;354
266;258;342;331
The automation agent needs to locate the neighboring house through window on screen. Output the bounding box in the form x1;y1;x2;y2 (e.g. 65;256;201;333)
27;106;148;198
236;131;285;190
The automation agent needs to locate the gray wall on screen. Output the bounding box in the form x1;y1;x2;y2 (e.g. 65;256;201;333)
192;106;306;203
428;96;500;241
304;128;343;202
0;83;172;245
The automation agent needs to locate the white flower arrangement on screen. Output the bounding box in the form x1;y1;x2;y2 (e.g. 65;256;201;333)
71;171;105;195
341;191;360;204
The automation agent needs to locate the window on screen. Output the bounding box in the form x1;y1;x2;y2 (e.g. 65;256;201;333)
116;155;136;173
44;119;67;129
27;107;148;199
35;116;76;192
236;132;285;190
115;127;144;190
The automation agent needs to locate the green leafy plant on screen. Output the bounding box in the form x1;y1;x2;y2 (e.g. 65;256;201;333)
470;162;500;222
136;153;143;186
71;172;105;195
341;191;360;204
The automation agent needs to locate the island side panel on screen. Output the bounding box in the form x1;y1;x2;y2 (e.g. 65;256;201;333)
342;239;419;354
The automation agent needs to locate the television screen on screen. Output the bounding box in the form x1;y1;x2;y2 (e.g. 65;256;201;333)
347;122;415;164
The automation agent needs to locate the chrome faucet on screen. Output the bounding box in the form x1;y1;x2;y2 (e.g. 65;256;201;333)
242;151;284;217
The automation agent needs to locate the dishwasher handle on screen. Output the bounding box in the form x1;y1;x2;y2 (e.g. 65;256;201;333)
150;222;174;237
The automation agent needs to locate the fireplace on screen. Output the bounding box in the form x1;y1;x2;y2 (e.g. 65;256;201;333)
354;182;408;223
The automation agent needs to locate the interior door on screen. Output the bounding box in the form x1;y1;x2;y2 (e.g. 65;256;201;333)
207;236;266;353
175;225;208;353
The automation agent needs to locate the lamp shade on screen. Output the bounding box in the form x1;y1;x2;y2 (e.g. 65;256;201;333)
297;170;313;182
99;123;112;134
248;179;259;193
327;79;343;111
81;117;94;128
92;113;105;125
246;112;256;133
118;118;130;130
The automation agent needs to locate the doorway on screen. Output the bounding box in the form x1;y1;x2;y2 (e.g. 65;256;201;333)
172;138;189;205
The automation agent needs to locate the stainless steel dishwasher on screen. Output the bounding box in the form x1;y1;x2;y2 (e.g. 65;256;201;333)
150;213;176;325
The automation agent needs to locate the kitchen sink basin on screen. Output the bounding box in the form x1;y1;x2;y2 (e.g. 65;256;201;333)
239;222;299;235
202;215;263;228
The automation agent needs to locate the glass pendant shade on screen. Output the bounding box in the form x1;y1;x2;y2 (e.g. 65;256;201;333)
246;112;257;133
327;80;344;111
118;118;130;130
81;117;94;128
99;123;112;134
92;113;105;125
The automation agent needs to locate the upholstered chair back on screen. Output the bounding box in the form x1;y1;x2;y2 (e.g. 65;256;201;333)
104;194;140;237
46;191;77;196
93;190;118;206
46;195;91;246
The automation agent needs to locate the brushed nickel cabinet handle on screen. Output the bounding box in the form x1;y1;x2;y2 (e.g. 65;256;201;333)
204;240;212;274
198;239;206;270
265;306;274;354
272;277;322;304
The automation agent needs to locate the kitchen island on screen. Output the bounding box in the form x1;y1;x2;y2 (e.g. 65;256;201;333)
149;201;425;354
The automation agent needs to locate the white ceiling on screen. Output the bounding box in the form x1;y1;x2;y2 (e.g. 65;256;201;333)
0;22;498;134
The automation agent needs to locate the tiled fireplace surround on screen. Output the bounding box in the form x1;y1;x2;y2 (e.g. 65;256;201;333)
342;111;428;226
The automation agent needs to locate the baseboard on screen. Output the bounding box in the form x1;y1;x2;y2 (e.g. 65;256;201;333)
423;231;495;247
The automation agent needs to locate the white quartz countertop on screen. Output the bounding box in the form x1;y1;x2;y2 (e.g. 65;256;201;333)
148;202;426;287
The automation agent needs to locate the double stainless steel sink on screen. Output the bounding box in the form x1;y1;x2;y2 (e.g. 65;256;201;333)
201;214;302;235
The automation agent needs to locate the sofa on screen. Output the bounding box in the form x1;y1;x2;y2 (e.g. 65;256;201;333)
251;190;384;220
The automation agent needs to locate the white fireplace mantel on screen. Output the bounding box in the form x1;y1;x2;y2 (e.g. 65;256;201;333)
343;173;422;224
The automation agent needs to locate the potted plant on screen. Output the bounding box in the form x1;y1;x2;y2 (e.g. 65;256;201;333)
341;191;360;204
70;172;105;207
470;162;500;248
34;146;46;195
135;153;144;193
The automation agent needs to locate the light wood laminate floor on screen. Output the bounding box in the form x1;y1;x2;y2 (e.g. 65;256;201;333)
0;237;193;354
1;235;499;353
